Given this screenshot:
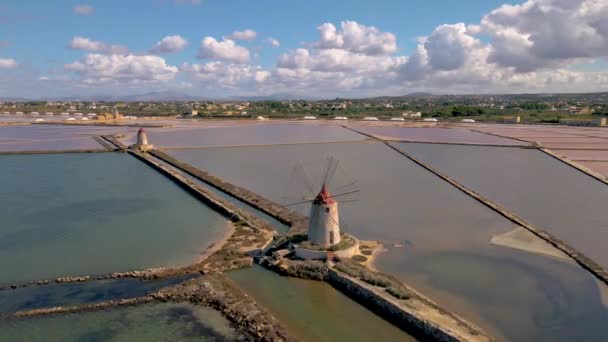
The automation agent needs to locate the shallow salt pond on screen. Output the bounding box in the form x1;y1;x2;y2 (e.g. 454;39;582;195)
0;153;229;285
0;302;240;341
0;124;128;151
394;142;608;269
122;122;366;148
169;141;608;341
352;126;525;145
229;266;415;342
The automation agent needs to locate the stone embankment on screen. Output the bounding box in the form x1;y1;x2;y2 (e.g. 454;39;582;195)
4;297;154;319
149;149;309;234
0;149;110;155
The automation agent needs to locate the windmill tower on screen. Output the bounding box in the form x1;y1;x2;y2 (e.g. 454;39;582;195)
130;128;154;152
137;128;149;146
308;184;341;248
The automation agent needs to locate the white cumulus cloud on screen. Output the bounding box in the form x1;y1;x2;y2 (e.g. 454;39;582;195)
481;0;608;72
316;21;397;56
73;4;94;15
69;36;128;55
198;37;250;63
0;58;18;69
227;29;257;42
267;38;281;47
182;62;270;89
65;54;178;84
150;35;188;54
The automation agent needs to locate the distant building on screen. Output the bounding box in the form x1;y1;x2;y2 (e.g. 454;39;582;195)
402;111;422;118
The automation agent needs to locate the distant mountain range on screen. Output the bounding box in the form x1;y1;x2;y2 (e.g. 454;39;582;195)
3;91;608;103
0;91;322;102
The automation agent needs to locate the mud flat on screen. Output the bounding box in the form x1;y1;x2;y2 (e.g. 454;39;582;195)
490;228;571;262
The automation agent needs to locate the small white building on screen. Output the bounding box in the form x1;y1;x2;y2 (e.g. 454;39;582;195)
45;112;54;116
461;119;476;123
390;117;405;121
334;116;348;120
303;116;317;120
363;116;379;121
423;118;438;122
256;116;267;121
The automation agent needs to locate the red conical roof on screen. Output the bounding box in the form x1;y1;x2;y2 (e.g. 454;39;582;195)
138;128;145;134
314;184;335;204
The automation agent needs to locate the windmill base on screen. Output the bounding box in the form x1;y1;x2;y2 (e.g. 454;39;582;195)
293;235;360;260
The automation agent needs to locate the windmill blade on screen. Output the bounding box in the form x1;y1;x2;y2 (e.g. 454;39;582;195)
334;180;358;190
322;156;337;186
324;189;360;200
325;158;340;187
284;198;316;207
293;162;316;196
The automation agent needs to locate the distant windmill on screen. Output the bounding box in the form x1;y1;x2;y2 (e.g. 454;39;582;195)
283;157;359;248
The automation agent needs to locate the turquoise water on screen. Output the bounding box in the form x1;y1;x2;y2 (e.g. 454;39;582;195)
0;153;229;285
0;302;240;341
229;266;415;342
169;141;608;341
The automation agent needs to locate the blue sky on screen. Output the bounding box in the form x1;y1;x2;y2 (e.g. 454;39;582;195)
1;0;607;98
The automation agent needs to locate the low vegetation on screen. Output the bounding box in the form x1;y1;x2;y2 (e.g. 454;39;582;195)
334;259;411;301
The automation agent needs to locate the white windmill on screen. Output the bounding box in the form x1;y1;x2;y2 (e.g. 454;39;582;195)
283;157;359;252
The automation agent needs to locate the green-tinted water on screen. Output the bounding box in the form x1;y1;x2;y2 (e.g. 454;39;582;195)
229;266;415;342
0;153;229;285
0;303;240;341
